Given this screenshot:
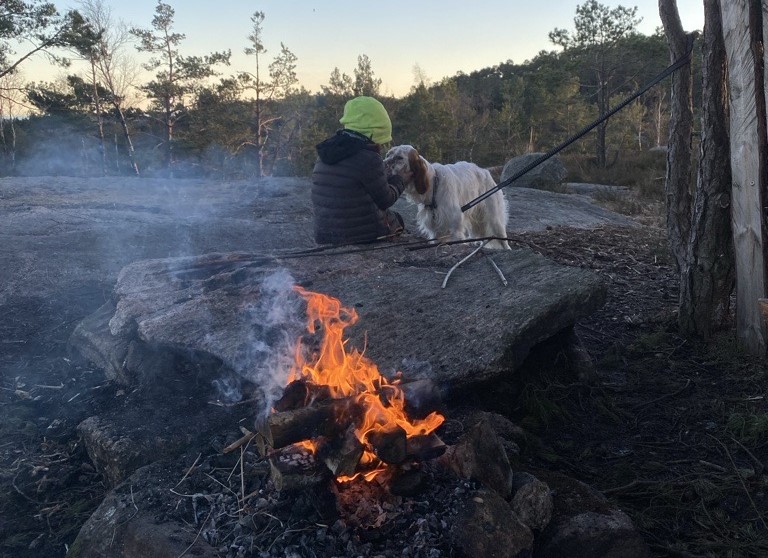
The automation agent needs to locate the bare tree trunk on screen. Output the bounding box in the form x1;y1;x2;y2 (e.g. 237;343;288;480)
254;94;264;178
679;0;735;338
90;60;107;176
164;98;174;173
659;0;696;274
721;0;768;355
654;90;667;146
596;66;608;168
114;103;140;175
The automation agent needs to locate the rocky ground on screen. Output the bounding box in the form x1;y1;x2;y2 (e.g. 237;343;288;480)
1;177;766;557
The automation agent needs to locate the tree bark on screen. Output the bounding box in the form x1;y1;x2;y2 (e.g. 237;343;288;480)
720;0;768;355
90;60;107;176
659;0;695;274
114;103;140;176
678;0;735;338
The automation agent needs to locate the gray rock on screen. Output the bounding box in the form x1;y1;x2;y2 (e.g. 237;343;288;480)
450;489;533;558
500;153;568;190
440;417;515;498
503;188;638;232
534;471;651;558
511;477;554;532
565;183;631;197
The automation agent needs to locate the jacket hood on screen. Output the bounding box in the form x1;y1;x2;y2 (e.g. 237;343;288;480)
338;96;392;145
316;130;375;164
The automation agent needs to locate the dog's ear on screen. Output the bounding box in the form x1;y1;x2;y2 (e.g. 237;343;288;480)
409;149;429;195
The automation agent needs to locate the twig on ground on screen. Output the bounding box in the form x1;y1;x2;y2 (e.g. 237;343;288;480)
708;434;768;531
178;507;213;558
239;446;245;518
223;429;255;454
442;241;489;289
698;460;727;473
632;379;691;409
487;256;508;286
175;453;202;488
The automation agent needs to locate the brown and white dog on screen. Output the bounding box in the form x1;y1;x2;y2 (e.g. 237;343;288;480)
384;145;510;249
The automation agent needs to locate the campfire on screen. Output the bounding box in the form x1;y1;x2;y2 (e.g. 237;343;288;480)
256;286;446;490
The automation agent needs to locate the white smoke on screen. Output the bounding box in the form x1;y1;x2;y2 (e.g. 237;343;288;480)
211;268;306;417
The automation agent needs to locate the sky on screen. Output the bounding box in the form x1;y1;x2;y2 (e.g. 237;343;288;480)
28;0;705;98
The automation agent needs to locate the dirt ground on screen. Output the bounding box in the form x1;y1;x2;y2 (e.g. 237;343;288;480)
1;205;767;556
503;225;768;558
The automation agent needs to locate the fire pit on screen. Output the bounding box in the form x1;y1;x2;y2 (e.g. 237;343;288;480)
237;286;447;491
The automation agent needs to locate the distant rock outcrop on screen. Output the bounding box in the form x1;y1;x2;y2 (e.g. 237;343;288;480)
501;153;568;190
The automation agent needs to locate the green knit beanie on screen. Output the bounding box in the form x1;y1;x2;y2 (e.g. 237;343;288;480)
339;96;392;145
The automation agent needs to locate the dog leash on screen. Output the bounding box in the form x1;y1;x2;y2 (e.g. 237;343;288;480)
460;43;695;213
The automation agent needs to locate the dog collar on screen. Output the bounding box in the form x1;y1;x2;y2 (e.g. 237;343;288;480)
424;172;439;210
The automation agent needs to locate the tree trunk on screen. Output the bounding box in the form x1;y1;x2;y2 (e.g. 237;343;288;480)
678;0;735;338
721;0;768;355
90;60;107;176
659;0;695;274
596;68;608;168
114;103;140;176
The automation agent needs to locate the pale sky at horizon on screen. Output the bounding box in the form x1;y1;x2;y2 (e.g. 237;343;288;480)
24;0;705;98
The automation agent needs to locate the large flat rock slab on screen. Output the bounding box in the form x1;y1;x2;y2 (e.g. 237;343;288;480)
72;244;606;410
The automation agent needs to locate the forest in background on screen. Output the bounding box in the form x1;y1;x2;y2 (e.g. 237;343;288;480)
0;1;700;181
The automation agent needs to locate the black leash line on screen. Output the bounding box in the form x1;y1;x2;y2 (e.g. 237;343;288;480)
460;47;694;213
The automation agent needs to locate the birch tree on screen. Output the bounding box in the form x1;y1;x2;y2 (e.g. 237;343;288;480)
80;0;141;175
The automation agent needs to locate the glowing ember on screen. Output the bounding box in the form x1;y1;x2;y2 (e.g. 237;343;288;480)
285;286;444;482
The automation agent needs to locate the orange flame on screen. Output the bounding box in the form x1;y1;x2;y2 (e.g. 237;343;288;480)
286;286;444;481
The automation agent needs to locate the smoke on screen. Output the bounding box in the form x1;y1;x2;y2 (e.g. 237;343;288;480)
211;269;306;418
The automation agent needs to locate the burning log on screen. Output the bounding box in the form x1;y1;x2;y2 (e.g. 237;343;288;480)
262;287;447;488
268;397;363;449
367;427;407;465
273;379;332;412
268;442;331;492
316;427;365;477
406;433;447;461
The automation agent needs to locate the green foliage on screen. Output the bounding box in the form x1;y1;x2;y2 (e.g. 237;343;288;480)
130;1;230;169
6;1;683;181
26;75;111;114
0;1;97;78
352;54;381;97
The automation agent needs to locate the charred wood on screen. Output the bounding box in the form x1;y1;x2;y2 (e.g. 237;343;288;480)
268;443;331;492
406;433;447;461
316;427;365;477
268;398;363;449
273;379;332;412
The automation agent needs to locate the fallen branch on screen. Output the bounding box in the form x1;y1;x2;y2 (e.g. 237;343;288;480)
487;256;508;286
177;507;213;558
223;429;256;454
442;240;489;289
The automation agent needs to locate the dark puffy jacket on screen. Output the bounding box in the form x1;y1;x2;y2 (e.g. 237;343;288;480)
311;130;404;245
